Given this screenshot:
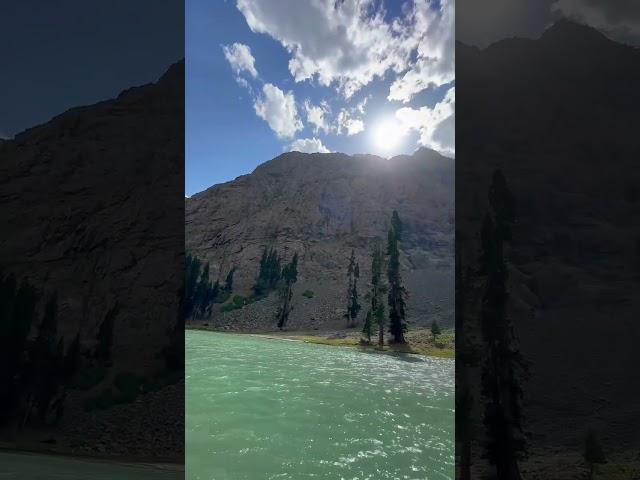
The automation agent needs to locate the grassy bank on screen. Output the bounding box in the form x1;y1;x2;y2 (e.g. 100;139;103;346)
298;334;455;359
187;324;454;359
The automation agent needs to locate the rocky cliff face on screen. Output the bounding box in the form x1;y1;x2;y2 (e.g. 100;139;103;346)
0;61;184;459
185;148;454;331
456;20;640;461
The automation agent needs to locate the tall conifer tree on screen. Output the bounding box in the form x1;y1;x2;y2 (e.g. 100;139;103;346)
387;210;407;344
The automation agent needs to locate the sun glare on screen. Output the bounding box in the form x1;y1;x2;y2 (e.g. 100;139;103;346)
371;118;406;152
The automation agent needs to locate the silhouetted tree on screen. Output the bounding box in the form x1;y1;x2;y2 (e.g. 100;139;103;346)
184;254;202;319
361;310;373;344
488;169;516;242
391;209;403;241
431;319;441;342
96;303;118;363
345;249;361;327
0;273;38;426
63;333;81;379
455;248;478;480
184;253;222;320
28;294;65;425
387;211;407;344
583;428;606;480
276;253;298;329
253;247;282;296
224;267;236;292
480;170;527;480
369;240;386;347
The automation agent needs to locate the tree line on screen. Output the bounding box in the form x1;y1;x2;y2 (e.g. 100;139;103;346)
185;248;300;329
252;247;299;329
360;210;408;345
184;253;235;320
0;274;116;429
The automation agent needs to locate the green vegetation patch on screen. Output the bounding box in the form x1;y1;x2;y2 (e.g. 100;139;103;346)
302;290;314;299
71;362;108;390
299;334;455;359
221;295;255;312
83;371;154;412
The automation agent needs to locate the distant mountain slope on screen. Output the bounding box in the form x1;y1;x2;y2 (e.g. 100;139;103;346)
186;148;454;331
0;61;184;460
456;19;640;462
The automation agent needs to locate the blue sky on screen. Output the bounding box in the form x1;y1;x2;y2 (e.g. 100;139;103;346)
186;0;454;196
0;0;183;140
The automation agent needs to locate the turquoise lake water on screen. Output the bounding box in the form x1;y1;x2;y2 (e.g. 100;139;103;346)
186;330;454;480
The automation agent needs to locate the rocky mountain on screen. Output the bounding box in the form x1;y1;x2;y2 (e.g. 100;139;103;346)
0;61;184;460
185;147;454;331
456;19;640;468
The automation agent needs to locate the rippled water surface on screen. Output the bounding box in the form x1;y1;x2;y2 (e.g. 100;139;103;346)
0;451;181;479
186;330;454;480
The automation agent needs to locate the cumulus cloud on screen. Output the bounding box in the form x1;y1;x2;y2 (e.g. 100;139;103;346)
236;0;453;99
395;86;455;156
336;109;365;136
254;83;303;139
388;0;455;102
457;0;640;48
289;137;331;153
304;100;330;134
222;42;259;78
552;0;640;41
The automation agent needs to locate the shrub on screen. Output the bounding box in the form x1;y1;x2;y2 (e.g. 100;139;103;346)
221;295;254;312
72;362;108;390
302;290;314;299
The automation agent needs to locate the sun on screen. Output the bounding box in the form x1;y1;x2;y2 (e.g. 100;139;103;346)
371;117;406;152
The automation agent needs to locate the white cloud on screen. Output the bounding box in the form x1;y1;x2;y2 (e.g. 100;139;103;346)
388;0;455;102
395;86;455;156
552;0;640;39
336;109;365;136
355;96;369;115
236;0;453;100
304;100;330;134
222;42;259;78
254;83;303;139
289;137;331;153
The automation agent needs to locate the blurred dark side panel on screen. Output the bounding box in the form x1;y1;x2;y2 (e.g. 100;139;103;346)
0;1;184;465
456;2;640;479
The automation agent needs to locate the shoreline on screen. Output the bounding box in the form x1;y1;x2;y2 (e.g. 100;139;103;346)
0;444;184;470
186;325;455;359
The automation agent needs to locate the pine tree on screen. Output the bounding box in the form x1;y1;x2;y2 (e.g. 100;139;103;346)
431;319;441;342
194;262;211;318
345;250;361;327
387;211;407;344
63;333;81;380
583;428;606;480
277;253;298;329
0;274;38;425
29;294;62;425
480;170;527;480
254;247;282;296
184;254;202;319
361;310;373;344
391;210;403;241
455;248;478;480
224;267;236;292
369;240;386;348
96;303;118;363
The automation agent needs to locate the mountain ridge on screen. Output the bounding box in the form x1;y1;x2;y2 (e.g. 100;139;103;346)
186;147;454;332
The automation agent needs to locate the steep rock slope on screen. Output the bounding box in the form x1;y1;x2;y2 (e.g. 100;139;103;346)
456;19;640;460
0;61;184;459
186;148;454;331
